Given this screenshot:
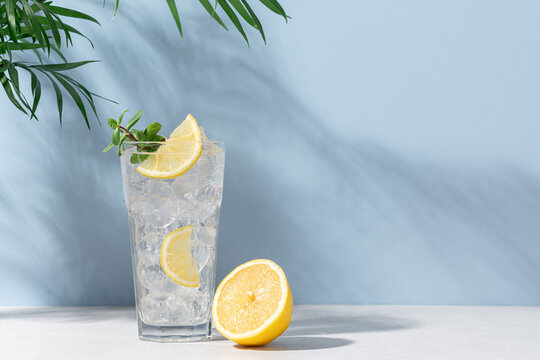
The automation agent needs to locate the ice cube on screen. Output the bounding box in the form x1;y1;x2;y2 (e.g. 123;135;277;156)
195;155;213;180
194;243;211;271
175;285;198;300
171;175;199;197
136;242;159;266
147;180;172;198
137;258;177;293
197;225;217;247
137;231;163;248
139;294;170;325
191;294;211;322
166;296;193;324
129;200;146;215
141;199;177;227
196;184;219;204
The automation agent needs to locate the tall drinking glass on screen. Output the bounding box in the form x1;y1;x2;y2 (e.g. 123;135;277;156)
120;140;225;342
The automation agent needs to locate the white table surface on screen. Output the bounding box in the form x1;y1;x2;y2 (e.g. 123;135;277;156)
1;305;539;359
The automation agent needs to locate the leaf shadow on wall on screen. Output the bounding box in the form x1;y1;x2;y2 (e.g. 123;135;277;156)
97;9;540;305
3;2;539;305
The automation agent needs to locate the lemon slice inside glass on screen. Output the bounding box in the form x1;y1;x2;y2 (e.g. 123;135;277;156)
160;226;200;287
212;259;293;346
136;114;202;179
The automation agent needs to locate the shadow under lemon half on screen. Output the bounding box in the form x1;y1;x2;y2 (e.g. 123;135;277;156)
212;259;293;346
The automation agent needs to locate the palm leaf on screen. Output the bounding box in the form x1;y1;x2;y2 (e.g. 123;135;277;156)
29;69;41;119
42;72;64;125
258;0;288;21
47;5;100;26
227;0;255;27
0;71;28;114
5;0;18;44
0;0;288;126
165;0;183;38
51;72;91;129
54;72;100;123
241;0;265;42
198;0;228;30
31;60;99;72
32;1;61;48
217;0;248;44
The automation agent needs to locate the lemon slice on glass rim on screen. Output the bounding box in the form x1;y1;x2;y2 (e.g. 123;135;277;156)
136;114;202;179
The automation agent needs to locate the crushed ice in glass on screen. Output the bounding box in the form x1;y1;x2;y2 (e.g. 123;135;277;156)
122;141;224;326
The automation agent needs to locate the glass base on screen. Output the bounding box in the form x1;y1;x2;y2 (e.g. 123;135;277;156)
138;321;212;343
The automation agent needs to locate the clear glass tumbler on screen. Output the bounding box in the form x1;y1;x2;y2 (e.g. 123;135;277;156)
120;140;225;342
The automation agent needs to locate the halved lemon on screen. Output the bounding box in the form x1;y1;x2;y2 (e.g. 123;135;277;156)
136;114;202;179
160;226;200;287
212;259;293;346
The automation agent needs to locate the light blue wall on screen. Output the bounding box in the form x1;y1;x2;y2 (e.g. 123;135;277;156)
1;0;539;305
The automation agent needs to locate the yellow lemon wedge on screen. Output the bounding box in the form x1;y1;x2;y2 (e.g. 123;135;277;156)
212;259;293;346
160;226;200;287
136;114;202;179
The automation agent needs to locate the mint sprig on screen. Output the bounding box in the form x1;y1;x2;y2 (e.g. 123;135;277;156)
102;109;165;164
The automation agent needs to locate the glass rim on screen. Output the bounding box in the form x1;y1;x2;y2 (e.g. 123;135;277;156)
121;140;225;156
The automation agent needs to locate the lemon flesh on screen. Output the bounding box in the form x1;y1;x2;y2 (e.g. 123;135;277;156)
212;259;293;346
160;226;200;287
136;114;202;179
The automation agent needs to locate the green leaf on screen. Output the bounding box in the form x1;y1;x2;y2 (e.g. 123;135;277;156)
42;72;64;125
0;42;45;51
117;133;127;156
19;0;48;53
5;0;18;44
130;153;149;164
241;0;265;42
47;5;101;25
33;2;62;48
53;72;100;123
165;0;183;38
126;109;143;130
227;0;255;27
258;0;287;21
31;60;99;72
218;0;249;44
88;91;117;104
38;15;94;48
145;144;161;153
30;70;41;119
108;118;118;129
198;0;228;30
111;128;120;145
131;129;145;140
117;109;129;125
102;0;120;16
147;134;165;142
50;45;68;63
145;122;162;136
0;72;28;114
102;142;114;153
7;64;20;96
0;61;8;74
7;63;31;111
52;73;91;129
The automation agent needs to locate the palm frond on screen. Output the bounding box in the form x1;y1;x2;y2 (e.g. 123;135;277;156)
0;1;106;127
106;0;287;43
1;0;289;126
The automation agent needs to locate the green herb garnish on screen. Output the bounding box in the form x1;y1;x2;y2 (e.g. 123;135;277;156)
102;109;165;164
